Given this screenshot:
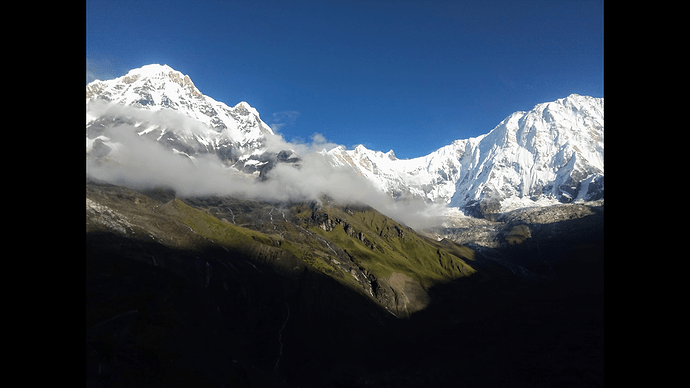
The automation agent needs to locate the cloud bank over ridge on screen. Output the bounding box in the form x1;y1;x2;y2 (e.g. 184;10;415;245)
87;102;444;229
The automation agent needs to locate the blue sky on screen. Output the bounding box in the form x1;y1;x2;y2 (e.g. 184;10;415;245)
86;0;603;159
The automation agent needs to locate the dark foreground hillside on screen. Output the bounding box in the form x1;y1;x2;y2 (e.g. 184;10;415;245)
86;182;603;387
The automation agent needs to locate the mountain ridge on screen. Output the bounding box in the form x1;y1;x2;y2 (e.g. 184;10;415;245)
86;178;476;318
86;64;603;218
87;64;275;171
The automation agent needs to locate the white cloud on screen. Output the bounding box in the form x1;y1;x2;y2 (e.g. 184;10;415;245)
87;102;444;229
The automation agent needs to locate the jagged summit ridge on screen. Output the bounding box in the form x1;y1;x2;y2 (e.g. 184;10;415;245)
86;64;270;135
86;64;202;103
447;94;604;214
324;94;603;214
323;138;475;204
86;64;275;173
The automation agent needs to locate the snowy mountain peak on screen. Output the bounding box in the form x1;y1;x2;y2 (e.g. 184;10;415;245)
233;101;263;119
86;64;273;133
123;63;197;89
323;94;603;215
87;64;207;106
446;94;604;215
127;63;175;75
86;64;275;174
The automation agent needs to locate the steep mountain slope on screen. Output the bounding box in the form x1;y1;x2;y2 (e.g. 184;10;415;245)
87;179;475;317
87;179;603;387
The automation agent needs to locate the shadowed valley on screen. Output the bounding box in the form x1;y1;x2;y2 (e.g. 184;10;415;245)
86;180;603;387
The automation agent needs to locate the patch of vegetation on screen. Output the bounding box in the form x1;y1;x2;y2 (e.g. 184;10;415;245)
279;239;335;273
164;199;275;248
165;199;367;291
505;224;531;245
293;203;476;287
89;182;477;307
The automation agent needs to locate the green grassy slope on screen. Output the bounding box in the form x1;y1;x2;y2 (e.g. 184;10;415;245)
88;181;477;314
290;203;476;287
154;197;477;301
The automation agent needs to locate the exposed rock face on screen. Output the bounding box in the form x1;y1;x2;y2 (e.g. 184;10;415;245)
377;273;430;316
427;199;603;248
423;199;603;289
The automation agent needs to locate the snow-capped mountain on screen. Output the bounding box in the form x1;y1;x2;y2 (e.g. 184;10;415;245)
86;64;603;217
86;64;275;173
323;140;474;204
448;94;604;215
325;94;603;216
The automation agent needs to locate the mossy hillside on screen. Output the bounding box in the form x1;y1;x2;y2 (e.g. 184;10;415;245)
280;238;366;291
293;203;476;286
127;195;475;303
176;197;474;290
345;205;476;282
161;199;363;290
160;199;275;249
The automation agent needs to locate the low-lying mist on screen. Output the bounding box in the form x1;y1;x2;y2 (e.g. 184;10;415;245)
86;105;447;230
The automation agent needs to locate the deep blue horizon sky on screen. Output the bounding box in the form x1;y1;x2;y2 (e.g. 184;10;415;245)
86;0;603;159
